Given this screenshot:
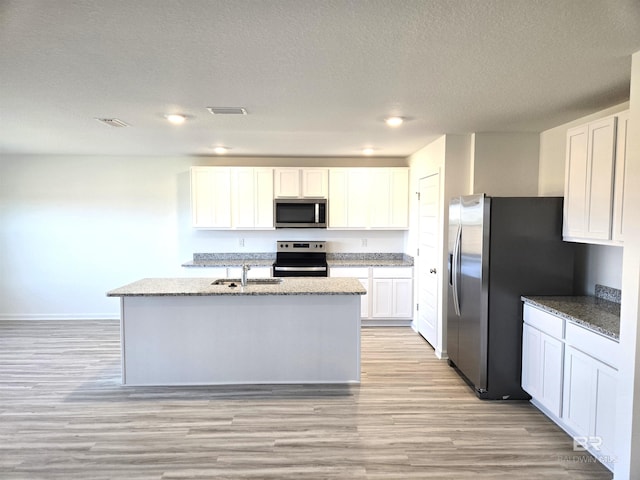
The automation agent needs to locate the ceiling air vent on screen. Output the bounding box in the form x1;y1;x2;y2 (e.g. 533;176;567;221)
206;107;247;115
95;118;130;127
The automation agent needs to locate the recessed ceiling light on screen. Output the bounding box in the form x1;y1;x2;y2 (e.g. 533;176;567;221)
213;146;229;155
385;116;404;127
362;147;375;156
165;114;186;125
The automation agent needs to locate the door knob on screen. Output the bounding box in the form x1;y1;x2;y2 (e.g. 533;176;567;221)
430;268;437;274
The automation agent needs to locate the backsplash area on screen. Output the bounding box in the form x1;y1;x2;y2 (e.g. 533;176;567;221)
595;284;622;304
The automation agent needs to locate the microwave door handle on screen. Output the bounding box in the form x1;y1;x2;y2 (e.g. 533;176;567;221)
315;203;319;223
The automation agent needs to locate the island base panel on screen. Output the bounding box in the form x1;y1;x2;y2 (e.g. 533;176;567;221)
120;295;361;385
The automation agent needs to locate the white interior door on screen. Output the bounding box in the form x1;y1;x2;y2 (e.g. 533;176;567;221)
417;173;440;349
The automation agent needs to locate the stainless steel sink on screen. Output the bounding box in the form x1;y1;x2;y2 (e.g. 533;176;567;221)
211;278;283;286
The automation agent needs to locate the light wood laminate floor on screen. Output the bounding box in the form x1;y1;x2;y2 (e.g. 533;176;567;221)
0;321;612;479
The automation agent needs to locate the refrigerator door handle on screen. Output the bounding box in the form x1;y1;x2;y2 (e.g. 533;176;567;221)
452;225;461;316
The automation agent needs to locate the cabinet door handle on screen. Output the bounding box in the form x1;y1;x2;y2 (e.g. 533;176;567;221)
430;268;437;274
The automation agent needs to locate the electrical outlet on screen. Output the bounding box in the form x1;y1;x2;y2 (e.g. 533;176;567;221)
239;238;245;247
361;238;368;247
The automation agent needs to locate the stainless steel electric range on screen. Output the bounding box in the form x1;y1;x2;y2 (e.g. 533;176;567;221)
272;241;328;277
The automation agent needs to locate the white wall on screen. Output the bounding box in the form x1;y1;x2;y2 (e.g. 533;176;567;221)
574;243;624;294
0;155;407;319
471;133;540;196
408;134;472;357
615;49;640;480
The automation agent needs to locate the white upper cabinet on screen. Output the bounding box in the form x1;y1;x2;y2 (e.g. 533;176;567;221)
274;168;328;198
274;168;300;198
563;115;622;244
191;167;232;228
191;167;274;230
232;168;274;229
328;168;409;230
369;168;409;228
301;169;329;198
612;110;629;243
193;166;408;230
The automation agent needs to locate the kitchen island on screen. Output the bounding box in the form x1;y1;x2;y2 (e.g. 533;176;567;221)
107;277;365;386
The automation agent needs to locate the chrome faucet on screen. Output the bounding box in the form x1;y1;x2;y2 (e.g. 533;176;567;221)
241;264;251;286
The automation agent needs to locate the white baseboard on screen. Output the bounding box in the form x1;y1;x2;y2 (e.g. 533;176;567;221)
0;313;119;321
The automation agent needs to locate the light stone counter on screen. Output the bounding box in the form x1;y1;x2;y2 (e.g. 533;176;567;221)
522;295;620;340
181;252;414;268
107;277;366;297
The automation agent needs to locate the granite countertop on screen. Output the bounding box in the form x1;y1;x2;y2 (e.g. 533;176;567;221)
522;295;620;340
328;253;414;267
107;277;367;297
182;252;414;268
182;253;275;268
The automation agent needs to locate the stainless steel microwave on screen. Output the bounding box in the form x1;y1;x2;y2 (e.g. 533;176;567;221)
274;198;327;228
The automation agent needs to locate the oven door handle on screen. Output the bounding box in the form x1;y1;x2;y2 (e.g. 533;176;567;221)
273;266;327;272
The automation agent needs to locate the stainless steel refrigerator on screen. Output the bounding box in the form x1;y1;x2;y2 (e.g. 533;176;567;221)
447;194;574;400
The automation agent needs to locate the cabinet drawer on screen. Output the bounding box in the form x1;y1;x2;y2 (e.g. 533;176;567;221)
523;305;564;339
372;267;412;279
565;321;618;369
330;267;369;278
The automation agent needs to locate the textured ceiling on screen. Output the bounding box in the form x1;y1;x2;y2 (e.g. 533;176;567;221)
1;0;640;158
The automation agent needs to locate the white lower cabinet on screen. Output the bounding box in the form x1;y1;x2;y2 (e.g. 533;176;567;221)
522;323;564;418
563;346;617;465
183;266;272;278
371;278;412;318
521;304;618;472
330;266;412;324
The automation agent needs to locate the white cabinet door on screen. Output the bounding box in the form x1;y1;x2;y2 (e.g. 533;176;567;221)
593;361;617;460
193;167;273;230
586;117;617;239
563;117;617;242
522;323;543;400
301;169;328;198
275;168;327;198
329;168;408;229
563;125;590;239
372;278;413;319
563;345;617;462
254;168;274;228
328;169;348;228
191;167;232;228
539;332;564;418
369;169;391;228
274;168;300;198
369;168;409;229
522;324;564;418
347;169;370;228
372;278;394;318
389;168;409;228
228;266;272;278
328;169;368;228
233;168;274;229
392;278;413;318
563;345;595;437
612;110;629;243
233;168;257;228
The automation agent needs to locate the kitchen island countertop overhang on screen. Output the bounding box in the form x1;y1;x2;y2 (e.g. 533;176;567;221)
107;277;365;386
107;277;367;297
